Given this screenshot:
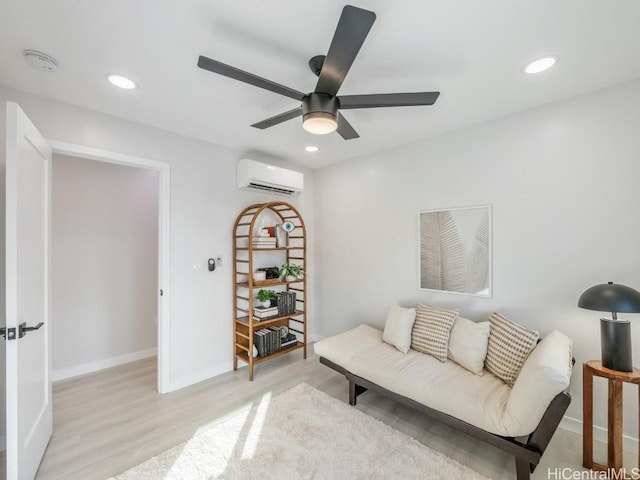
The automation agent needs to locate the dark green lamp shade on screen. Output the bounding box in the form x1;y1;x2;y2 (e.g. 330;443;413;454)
578;282;640;313
578;282;640;372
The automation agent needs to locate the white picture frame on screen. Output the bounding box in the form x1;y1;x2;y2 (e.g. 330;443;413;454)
418;205;492;297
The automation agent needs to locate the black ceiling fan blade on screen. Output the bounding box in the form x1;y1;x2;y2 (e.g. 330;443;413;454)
197;55;305;101
336;113;359;140
251;107;303;129
315;6;376;96
339;92;440;109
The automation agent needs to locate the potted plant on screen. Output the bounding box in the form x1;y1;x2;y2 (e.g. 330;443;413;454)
279;263;304;282
256;289;277;308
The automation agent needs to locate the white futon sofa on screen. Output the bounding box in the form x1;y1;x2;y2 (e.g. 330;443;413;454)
314;311;573;480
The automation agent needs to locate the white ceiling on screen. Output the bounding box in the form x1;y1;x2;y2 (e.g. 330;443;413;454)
1;0;640;169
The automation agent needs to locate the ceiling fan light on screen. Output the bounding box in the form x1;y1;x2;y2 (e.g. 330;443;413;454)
303;112;337;135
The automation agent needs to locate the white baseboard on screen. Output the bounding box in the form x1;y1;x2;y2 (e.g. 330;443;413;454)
52;348;157;382
561;415;638;453
308;333;325;343
163;334;321;393
165;362;234;393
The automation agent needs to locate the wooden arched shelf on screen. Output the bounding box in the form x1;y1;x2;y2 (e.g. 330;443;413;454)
232;201;307;380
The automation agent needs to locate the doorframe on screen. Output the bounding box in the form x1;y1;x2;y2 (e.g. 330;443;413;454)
47;140;171;394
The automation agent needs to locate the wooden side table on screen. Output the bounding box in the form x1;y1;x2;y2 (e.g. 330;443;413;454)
583;360;640;474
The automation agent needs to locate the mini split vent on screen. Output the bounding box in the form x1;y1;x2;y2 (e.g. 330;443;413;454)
237;159;303;196
247;182;298;195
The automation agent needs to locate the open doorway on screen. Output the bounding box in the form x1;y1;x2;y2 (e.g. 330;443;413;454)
51;154;159;383
49;141;171;393
2;104;171;477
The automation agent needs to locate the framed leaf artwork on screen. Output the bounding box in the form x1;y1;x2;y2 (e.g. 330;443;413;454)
419;205;492;297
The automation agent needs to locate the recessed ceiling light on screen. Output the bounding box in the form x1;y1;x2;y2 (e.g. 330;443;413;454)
524;57;557;74
305;146;319;152
106;74;137;90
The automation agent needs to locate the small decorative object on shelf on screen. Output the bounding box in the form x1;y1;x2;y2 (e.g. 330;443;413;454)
233;201;307;381
275;223;287;248
256;289;277;308
279;263;303;282
257;266;279;279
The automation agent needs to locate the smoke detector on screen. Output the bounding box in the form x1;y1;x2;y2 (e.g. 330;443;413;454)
23;50;58;72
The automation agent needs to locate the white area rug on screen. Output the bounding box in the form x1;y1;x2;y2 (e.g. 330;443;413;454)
109;383;490;480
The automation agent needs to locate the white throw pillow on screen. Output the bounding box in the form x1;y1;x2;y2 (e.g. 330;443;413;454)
505;330;573;434
447;316;491;375
382;306;416;354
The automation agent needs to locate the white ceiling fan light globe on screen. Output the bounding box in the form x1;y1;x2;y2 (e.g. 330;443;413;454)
303;113;338;135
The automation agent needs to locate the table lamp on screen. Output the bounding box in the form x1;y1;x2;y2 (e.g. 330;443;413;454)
578;281;640;372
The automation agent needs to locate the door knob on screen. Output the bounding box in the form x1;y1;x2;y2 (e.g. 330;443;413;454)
18;322;44;338
0;322;42;340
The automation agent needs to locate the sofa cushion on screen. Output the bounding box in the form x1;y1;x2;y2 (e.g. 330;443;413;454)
410;304;459;361
485;312;539;386
348;340;515;436
316;323;572;438
448;316;490;375
504;330;573;435
313;324;382;371
383;306;416;354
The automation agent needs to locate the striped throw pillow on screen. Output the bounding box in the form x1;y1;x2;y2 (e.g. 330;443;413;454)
485;312;539;386
410;304;459;361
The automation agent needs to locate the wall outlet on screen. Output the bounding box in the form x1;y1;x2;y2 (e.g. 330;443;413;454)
215;256;223;270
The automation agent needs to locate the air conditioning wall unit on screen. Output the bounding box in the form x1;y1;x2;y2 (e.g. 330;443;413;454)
237;158;304;196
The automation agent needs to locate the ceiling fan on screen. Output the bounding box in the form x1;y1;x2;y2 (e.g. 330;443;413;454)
197;5;440;140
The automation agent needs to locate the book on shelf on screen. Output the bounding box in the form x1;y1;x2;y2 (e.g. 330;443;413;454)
253;306;278;317
281;333;298;348
277;291;296;316
252;237;276;244
252;236;276;241
253;315;278;322
258;327;281;356
269;326;282;352
252;327;298;356
253;330;265;357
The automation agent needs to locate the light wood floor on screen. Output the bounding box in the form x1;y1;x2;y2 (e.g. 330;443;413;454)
1;350;635;479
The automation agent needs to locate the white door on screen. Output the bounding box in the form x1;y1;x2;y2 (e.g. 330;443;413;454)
5;102;52;479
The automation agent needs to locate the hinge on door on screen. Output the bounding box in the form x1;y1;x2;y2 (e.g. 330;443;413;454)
160;289;163;296
0;326;17;341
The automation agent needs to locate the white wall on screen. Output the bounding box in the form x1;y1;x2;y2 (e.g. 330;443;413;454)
51;154;159;379
0;84;315;405
0;95;5;451
314;79;640;445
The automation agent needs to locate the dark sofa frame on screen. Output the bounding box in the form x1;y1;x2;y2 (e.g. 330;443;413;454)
320;356;571;480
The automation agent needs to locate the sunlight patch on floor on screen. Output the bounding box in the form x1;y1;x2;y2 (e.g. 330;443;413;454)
241;391;272;459
164;408;250;478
